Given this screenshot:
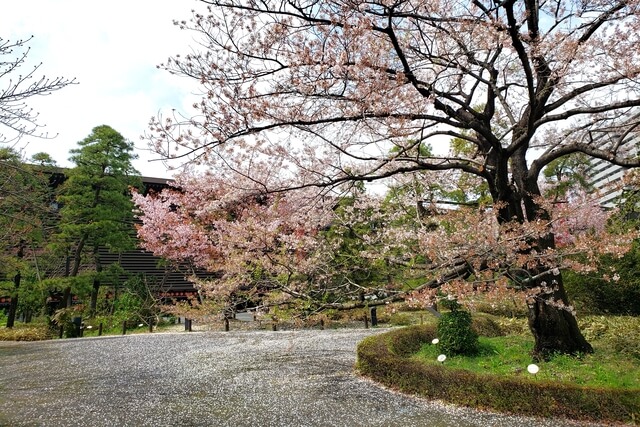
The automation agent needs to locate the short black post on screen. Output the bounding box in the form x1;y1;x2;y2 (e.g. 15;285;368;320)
364;313;369;329
272;323;277;331
59;325;64;339
224;318;230;332
72;317;82;338
98;323;103;336
370;307;378;327
148;321;153;333
320;319;325;330
79;323;84;337
122;320;127;335
185;318;190;331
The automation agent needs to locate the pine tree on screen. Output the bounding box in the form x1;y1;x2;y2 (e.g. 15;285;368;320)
54;125;141;314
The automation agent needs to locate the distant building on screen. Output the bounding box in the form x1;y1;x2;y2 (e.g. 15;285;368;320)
1;170;204;313
585;124;640;208
587;157;628;208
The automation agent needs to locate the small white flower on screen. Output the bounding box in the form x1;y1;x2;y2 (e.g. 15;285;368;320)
138;323;144;327
527;364;539;374
86;325;93;329
437;354;447;363
431;338;439;345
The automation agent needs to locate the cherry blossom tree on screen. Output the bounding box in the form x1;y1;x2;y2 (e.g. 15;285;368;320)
149;0;640;357
133;172;339;317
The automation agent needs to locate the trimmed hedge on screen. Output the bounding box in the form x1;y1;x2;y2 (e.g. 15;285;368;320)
356;325;640;424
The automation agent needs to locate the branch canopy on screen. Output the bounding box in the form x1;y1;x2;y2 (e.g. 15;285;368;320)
0;37;76;144
151;0;640;201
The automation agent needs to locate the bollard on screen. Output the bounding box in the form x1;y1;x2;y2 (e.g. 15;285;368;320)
148;321;153;333
224;318;230;332
320;319;325;330
370;307;378;327
122;320;127;335
98;323;103;336
59;325;64;339
272;323;277;331
364;313;369;329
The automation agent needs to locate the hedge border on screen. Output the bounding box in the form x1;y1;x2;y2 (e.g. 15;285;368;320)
356;325;639;424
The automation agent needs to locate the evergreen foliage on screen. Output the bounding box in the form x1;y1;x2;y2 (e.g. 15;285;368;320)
437;299;479;356
53;125;141;312
0;147;55;327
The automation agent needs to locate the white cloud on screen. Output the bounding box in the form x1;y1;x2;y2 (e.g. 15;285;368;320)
2;0;203;177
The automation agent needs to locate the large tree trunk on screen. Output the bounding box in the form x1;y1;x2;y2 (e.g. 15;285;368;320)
526;271;593;360
491;156;593;359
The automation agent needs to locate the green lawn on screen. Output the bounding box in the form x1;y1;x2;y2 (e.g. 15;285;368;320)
414;330;640;389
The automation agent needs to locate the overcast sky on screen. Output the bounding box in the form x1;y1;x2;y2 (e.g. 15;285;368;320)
2;0;205;178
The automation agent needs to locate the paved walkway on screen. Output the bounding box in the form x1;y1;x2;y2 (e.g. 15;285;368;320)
0;329;607;427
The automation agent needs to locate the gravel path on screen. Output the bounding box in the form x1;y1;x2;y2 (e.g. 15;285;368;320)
0;329;609;427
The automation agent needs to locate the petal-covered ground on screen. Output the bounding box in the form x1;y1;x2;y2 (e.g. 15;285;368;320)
0;329;605;426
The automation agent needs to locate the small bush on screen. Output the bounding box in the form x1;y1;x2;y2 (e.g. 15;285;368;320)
437;309;479;356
